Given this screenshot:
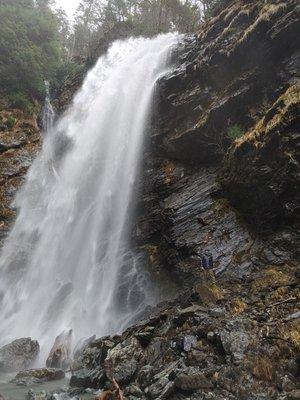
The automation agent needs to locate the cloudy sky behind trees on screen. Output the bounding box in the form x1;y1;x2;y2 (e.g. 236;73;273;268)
55;0;80;18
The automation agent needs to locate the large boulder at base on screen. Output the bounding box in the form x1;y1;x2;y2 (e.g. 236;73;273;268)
69;368;93;388
46;330;72;370
72;335;96;368
0;338;39;372
11;368;65;386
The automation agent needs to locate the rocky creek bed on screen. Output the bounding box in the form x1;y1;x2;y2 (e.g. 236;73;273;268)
0;373;70;400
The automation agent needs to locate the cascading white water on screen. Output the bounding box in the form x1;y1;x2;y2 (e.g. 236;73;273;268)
0;34;179;355
42;81;55;133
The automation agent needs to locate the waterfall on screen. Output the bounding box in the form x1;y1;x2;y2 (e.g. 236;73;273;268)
0;34;179;356
42;81;55;132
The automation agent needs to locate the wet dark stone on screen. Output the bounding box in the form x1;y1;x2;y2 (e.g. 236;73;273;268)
69;369;93;388
0;338;39;372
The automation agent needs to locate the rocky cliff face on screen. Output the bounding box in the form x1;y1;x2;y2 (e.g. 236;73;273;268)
134;0;299;283
0;101;41;246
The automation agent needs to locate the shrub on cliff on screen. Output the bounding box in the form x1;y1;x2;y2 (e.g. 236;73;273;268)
6;115;16;129
7;92;31;111
227;124;244;141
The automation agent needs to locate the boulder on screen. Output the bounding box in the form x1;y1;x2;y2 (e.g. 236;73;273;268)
26;389;47;400
183;335;197;352
105;338;142;384
145;376;171;400
12;368;65;386
219;329;250;364
0;338;39;372
46;330;72;370
174;372;213;391
288;390;300;400
73;335;96;361
69;368;92;388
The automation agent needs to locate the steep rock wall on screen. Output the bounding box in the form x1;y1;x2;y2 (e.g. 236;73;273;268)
132;0;299;284
0;102;41;246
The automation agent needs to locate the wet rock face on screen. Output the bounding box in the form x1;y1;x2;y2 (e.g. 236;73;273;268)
152;9;300;292
12;368;65;386
0;105;40;246
156;1;300;264
118;1;299;398
0;338;39;372
131;0;299;288
220;83;300;233
156;0;299;165
46;330;72;371
135;162;257;283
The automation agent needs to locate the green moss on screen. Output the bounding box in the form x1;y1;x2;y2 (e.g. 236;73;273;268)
6;115;16;129
227;124;244;140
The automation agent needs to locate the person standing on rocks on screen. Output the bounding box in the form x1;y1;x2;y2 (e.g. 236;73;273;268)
201;253;213;270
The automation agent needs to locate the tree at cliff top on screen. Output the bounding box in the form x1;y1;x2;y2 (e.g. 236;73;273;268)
72;0;201;58
0;0;61;107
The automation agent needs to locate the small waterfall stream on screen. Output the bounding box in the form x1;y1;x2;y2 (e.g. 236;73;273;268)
42;81;55;133
0;34;179;356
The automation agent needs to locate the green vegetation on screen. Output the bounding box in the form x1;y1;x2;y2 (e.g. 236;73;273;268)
51;59;86;96
6;115;16;129
227;124;245;140
70;1;229;59
0;0;227;111
0;0;61;103
71;0;202;58
7;92;31;111
202;0;231;20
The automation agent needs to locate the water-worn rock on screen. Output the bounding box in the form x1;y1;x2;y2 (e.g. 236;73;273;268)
26;389;47;400
46;330;72;370
0;338;39;372
73;335;96;362
69;369;93;388
12;368;65;386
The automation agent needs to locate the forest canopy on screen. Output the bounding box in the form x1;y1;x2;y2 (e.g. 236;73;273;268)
0;0;223;108
0;0;61;104
72;0;201;58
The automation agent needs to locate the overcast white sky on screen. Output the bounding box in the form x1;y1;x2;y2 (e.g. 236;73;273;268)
54;0;81;19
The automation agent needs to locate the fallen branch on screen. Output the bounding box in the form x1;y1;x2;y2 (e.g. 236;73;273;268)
267;335;290;343
94;378;124;400
95;390;114;400
112;378;124;400
267;297;297;308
